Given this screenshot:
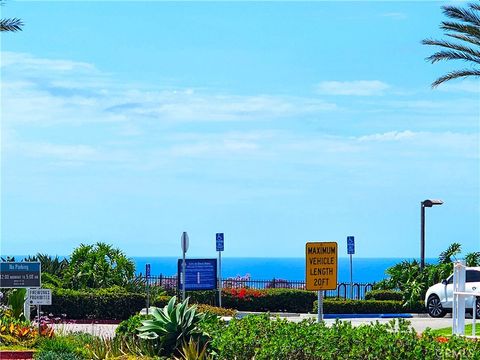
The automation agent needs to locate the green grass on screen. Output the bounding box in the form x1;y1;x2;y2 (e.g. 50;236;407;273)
432;323;479;336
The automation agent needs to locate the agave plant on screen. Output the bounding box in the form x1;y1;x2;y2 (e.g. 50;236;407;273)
174;338;212;360
137;296;211;356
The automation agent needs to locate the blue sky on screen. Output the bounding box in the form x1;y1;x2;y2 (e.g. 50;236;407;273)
1;1;479;259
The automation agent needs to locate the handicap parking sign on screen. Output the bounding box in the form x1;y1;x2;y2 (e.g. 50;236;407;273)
347;236;355;255
216;233;224;252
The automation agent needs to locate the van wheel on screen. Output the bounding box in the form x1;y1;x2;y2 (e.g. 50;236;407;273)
476;297;480;319
427;295;447;318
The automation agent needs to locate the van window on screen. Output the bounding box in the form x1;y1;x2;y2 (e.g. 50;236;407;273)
466;270;480;283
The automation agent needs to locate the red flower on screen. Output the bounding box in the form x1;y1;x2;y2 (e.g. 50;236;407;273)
238;289;247;298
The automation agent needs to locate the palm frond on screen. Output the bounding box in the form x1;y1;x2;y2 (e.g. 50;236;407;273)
423;2;480;86
442;22;480;40
446;33;480;47
443;4;480;27
0;18;23;32
439;243;462;263
422;39;480;62
426;50;480;66
465;252;480;267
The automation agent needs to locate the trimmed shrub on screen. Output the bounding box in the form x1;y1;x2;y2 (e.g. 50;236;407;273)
223;289;316;313
43;289;171;320
152;295;171;308
365;289;403;301
196;304;237;317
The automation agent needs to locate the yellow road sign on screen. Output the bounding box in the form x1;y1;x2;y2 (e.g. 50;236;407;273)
306;242;338;291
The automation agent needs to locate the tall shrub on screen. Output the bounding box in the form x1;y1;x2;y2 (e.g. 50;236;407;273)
63;242;135;289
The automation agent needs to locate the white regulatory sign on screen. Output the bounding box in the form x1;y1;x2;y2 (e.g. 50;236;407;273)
28;288;52;305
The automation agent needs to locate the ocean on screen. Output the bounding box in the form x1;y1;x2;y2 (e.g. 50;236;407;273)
133;257;438;284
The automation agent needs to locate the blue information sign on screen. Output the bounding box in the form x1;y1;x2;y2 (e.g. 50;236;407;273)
216;233;224;252
178;259;217;291
347;236;355;255
145;263;151;277
0;262;41;288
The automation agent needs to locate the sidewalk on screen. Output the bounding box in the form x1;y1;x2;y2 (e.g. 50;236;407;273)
52;313;465;338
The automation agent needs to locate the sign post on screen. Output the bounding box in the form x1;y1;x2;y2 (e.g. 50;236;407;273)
347;236;355;299
145;263;151;315
306;242;338;322
216;233;224;307
181;232;189;301
28;288;51;335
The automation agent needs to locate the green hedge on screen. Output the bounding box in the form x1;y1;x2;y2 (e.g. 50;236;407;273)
43;289;170;320
223;289;316;313
313;299;425;313
186;289;317;313
40;287;425;319
365;289;403;301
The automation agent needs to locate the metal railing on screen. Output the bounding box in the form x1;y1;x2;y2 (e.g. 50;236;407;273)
143;275;374;300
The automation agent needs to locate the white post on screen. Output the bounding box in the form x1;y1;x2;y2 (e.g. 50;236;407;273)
472;295;476;337
218;251;222;307
453;260;466;335
317;290;323;323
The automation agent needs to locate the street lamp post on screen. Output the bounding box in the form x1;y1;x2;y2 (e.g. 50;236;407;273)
420;199;443;270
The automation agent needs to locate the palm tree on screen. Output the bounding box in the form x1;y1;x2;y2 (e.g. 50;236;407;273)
1;1;23;32
438;242;462;264
422;2;480;87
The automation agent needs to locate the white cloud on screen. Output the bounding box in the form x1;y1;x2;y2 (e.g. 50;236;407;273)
381;12;407;20
1;51;97;73
105;92;338;122
355;130;478;159
315;80;390;96
358;131;417;142
1;51;339;128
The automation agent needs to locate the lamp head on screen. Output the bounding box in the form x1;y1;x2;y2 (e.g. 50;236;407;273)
422;199;444;207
